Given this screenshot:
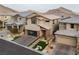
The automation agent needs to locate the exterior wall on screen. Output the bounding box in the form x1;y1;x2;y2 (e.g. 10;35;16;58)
77;38;79;54
17;17;25;22
0;16;12;27
50;20;54;34
59;23;66;30
59;22;79;31
77;25;79;31
0;16;12;21
66;24;77;31
55;35;76;46
27;18;31;25
54;19;58;24
38;19;52;29
39;30;43;37
25;18;40;31
37;31;40;37
37;18;57;34
46;29;51;40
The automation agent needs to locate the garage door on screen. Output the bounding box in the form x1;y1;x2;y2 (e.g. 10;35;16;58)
56;35;76;46
27;30;37;36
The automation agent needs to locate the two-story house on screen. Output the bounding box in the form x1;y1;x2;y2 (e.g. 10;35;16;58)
5;13;26;35
54;16;79;54
0;5;17;29
19;11;60;40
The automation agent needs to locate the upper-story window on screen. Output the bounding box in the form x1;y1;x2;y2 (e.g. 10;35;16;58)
26;18;27;25
45;20;50;22
70;24;74;28
53;20;54;24
31;17;37;24
19;18;21;20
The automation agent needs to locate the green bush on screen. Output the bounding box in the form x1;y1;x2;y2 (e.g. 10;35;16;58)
33;41;47;51
12;36;21;41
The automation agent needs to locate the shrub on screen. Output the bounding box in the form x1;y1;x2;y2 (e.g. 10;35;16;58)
12;36;21;41
33;41;47;51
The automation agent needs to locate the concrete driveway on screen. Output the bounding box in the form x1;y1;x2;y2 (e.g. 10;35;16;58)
52;43;75;55
13;34;36;46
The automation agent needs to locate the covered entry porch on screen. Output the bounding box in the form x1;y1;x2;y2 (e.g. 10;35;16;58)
5;23;25;35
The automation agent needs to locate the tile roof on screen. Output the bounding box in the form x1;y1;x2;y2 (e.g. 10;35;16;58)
55;30;77;37
60;16;79;24
19;10;60;20
18;10;41;17
38;13;60;20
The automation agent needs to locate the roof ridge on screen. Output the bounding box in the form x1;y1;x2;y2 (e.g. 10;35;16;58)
0;4;18;13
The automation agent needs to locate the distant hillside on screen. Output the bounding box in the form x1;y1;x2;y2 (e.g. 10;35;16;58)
45;7;78;17
0;5;18;13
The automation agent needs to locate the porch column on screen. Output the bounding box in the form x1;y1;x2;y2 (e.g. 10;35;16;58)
19;25;22;33
17;25;19;32
12;25;14;28
5;25;7;29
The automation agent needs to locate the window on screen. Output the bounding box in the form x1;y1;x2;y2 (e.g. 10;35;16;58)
26;18;27;25
53;20;54;24
19;18;21;20
71;24;74;28
31;17;37;24
45;20;50;22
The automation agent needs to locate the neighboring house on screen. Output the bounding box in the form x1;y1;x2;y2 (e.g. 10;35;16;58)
0;5;18;28
19;11;60;40
5;14;25;34
54;16;79;54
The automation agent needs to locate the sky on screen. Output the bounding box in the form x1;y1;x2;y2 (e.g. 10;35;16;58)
3;4;79;13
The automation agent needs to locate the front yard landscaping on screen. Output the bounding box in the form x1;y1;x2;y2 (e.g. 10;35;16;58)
32;41;48;51
12;36;21;41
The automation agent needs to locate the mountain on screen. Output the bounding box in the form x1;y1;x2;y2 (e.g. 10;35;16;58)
45;7;78;17
0;5;18;13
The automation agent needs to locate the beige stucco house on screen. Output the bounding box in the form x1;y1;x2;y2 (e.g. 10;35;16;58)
0;5;17;28
0;13;26;35
55;16;79;54
4;14;26;35
18;11;60;41
0;14;15;28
